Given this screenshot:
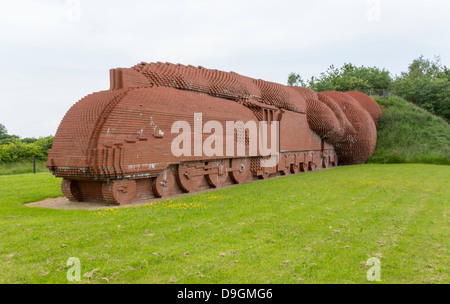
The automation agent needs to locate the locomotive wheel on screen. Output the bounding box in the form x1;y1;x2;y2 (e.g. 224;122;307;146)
280;168;290;176
206;160;229;188
177;162;205;193
153;169;175;198
61;179;83;202
290;163;300;174
333;158;339;167
259;172;270;180
323;157;330;168
300;162;308;172
102;179;137;205
230;158;251;184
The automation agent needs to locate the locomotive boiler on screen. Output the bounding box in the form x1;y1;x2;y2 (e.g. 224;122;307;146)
46;62;381;204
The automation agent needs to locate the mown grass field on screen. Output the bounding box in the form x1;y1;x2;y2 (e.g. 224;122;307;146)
0;164;448;284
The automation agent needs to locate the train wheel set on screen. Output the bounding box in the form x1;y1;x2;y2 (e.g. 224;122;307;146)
60;151;337;205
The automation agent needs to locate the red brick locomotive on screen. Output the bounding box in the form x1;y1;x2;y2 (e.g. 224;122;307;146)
46;62;381;205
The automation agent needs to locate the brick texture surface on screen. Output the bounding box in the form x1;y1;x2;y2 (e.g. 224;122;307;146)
47;62;381;204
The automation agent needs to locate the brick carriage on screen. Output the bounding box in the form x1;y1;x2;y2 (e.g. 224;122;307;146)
46;62;381;205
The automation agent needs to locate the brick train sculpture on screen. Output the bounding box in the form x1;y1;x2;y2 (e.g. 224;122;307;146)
46;62;381;205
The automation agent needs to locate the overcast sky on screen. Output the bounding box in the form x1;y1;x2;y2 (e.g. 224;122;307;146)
0;0;449;138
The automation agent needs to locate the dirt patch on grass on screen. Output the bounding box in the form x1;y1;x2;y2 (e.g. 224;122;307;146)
26;195;186;210
26;197;119;210
25;187;228;210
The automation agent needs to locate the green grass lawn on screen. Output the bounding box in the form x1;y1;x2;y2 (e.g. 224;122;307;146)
0;164;448;284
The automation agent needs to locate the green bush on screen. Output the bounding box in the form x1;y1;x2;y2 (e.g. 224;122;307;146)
288;63;392;92
288;56;450;122
34;136;53;158
0;123;53;164
391;56;450;121
0;138;45;163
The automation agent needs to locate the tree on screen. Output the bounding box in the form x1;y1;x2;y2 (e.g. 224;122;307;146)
0;124;7;139
35;136;54;158
288;63;392;92
287;56;449;121
0;139;45;163
287;73;306;87
22;137;38;144
392;56;450;121
0;123;54;163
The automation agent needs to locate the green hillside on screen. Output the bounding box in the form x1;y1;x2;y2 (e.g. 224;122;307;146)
369;96;450;165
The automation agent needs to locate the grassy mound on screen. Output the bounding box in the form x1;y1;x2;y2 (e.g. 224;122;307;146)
369;96;450;165
0;165;448;283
